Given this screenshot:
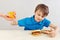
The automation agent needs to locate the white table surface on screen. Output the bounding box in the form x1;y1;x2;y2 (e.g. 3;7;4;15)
0;30;60;40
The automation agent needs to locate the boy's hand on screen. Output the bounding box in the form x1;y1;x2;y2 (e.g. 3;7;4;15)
11;20;17;25
41;30;56;37
47;30;56;37
49;24;57;31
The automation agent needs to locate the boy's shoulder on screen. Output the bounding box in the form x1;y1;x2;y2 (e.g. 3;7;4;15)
44;18;51;22
43;18;51;25
18;16;33;24
20;15;33;20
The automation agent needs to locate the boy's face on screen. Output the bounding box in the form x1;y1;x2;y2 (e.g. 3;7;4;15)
34;10;46;22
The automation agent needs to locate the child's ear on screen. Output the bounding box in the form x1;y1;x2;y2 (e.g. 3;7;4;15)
34;11;35;13
34;11;36;13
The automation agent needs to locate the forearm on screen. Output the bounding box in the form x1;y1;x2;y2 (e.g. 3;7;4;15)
0;14;12;21
3;15;14;21
49;23;57;31
50;26;57;31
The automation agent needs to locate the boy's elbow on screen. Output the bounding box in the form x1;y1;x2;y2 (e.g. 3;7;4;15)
11;21;18;25
49;24;57;31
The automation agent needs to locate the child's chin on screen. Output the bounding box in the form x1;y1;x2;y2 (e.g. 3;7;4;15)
37;20;41;22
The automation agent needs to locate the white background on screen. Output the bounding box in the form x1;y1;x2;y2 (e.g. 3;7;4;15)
0;0;60;40
0;0;60;30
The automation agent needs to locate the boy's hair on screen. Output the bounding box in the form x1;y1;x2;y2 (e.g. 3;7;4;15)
35;4;49;16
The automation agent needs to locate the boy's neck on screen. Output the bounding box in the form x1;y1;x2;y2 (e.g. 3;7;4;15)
34;16;41;22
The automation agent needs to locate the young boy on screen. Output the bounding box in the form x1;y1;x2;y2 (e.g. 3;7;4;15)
0;4;57;37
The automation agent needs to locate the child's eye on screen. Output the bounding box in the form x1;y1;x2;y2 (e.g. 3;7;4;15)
38;14;40;16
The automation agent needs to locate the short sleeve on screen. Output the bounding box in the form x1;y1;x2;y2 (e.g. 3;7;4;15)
44;19;51;27
18;18;26;26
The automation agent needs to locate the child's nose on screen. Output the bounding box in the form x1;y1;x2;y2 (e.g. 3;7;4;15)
39;16;42;19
